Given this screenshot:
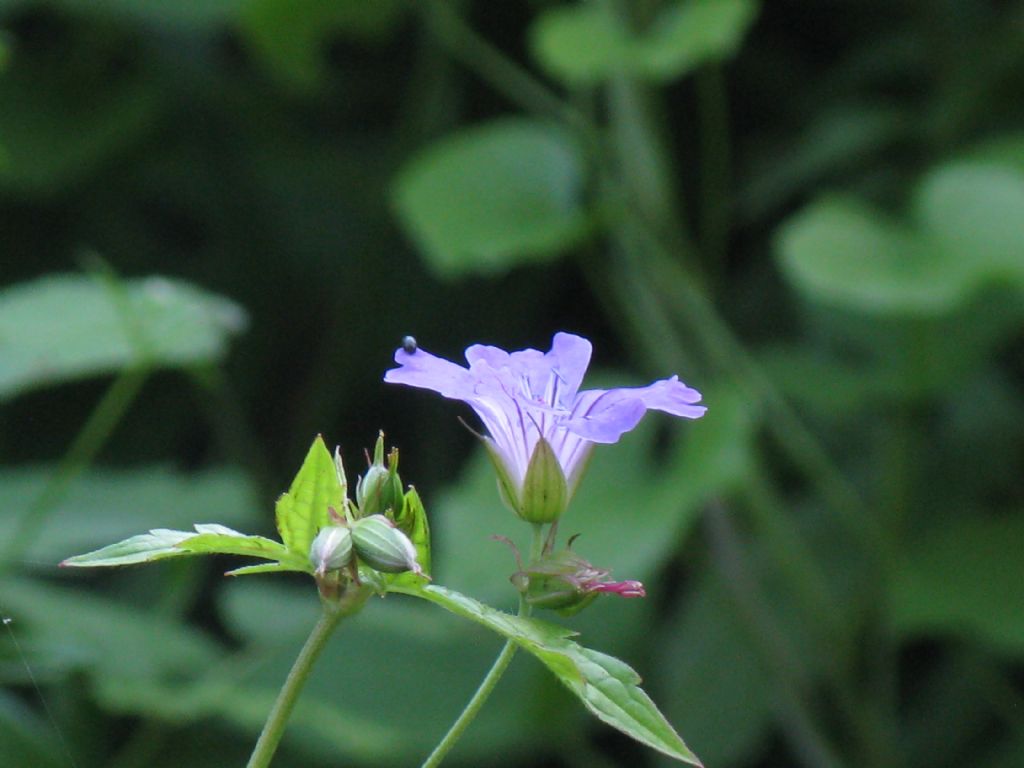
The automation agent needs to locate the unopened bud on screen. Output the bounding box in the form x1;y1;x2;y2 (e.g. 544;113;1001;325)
351;515;422;575
309;525;353;575
356;433;404;518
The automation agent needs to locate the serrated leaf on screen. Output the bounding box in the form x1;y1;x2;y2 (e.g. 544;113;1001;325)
61;524;308;573
60;528;198;567
0;274;247;400
393;584;702;765
530;0;758;85
392;118;589;277
275;436;342;558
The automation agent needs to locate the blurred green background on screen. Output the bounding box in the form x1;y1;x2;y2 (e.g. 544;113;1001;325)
1;1;1023;766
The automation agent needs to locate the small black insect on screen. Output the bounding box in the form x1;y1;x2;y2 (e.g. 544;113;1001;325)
402;335;418;354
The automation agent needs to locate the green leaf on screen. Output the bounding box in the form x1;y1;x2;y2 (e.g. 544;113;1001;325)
914;163;1024;283
177;525;306;568
637;0;760;80
275;435;343;558
529;5;631;86
60;523;309;572
60;528;198;567
394;583;702;765
202;581;548;764
392;118;590;277
776;161;1024;315
888;516;1024;655
777;196;964;314
0;274;247;400
0;466;260;568
530;0;758;85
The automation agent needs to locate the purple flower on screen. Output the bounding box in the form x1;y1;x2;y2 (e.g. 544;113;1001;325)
384;332;705;522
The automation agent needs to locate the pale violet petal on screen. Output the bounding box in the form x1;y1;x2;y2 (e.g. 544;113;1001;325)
547;332;592;405
563;377;706;443
383;347;478;400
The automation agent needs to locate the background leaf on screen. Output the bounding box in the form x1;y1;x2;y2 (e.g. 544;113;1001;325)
531;0;758;85
392;119;590;277
0;275;247;400
888;516;1024;655
0;466;260;568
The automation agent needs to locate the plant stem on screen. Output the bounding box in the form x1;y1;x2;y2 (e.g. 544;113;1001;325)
246;591;367;768
0;365;148;571
421;524;545;768
425;1;581;128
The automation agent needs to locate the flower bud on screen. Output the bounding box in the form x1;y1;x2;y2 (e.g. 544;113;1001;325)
510;545;644;616
355;433;404;518
309;525;353;575
351;515;423;575
517;436;568;524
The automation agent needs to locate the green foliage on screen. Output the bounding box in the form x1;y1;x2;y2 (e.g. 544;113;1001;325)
0;466;259;565
888;516;1024;655
531;0;758;85
392;118;590;277
394;583;701;765
776;161;1024;316
0;275;246;400
0;46;161;195
274;436;341;560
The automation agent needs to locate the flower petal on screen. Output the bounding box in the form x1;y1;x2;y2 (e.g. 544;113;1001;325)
547;332;592;407
383;347;478;401
563;377;706;443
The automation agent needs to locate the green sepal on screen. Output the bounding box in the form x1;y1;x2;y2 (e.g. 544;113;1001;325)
519;436;568;523
390;583;702;766
275;435;344;557
481;437;521;513
394;486;431;576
